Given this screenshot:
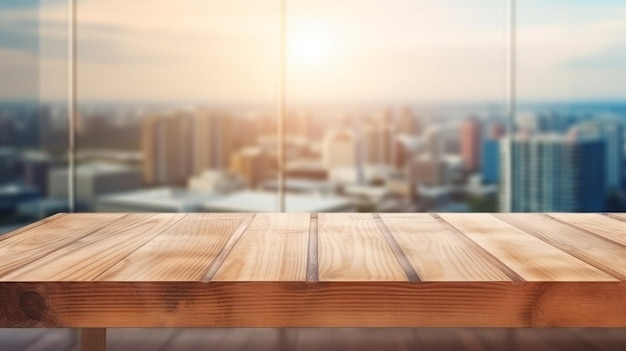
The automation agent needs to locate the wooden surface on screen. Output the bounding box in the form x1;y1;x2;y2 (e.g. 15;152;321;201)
0;213;625;328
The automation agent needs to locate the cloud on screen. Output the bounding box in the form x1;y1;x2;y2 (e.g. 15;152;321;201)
1;0;626;102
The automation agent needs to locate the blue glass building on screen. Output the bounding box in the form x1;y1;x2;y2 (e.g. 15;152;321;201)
481;139;500;184
500;135;606;212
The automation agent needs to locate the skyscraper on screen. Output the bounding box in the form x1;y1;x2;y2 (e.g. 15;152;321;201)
192;112;233;174
396;106;420;136
499;134;606;212
230;147;270;189
571;119;623;191
461;118;481;172
488;121;505;139
322;129;357;169
360;119;382;165
142;114;193;186
423;126;443;161
481;121;505;184
481;139;500;184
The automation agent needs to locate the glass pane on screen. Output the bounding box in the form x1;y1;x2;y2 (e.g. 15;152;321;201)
0;0;69;234
284;0;507;212
506;0;626;212
75;0;281;213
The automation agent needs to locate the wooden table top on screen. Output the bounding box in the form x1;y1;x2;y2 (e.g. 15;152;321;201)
0;212;625;328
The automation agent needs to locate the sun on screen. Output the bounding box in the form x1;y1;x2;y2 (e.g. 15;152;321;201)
288;22;335;67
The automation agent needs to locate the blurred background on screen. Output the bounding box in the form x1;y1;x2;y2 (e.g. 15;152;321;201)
1;0;626;233
1;1;626;350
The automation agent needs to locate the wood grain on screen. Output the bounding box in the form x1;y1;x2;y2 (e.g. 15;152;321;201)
439;213;615;281
549;213;626;247
379;214;510;281
200;214;256;282
1;214;186;281
496;213;626;281
212;213;310;281
95;214;247;281
604;213;626;224
0;281;624;328
1;213;625;329
372;214;421;282
0;213;126;279
318;213;407;281
0;213;67;243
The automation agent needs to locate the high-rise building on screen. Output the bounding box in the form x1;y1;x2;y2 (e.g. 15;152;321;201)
360;119;380;165
192;112;233;174
285;110;312;140
488;121;506;139
359;113;395;166
408;153;446;188
21;152;52;196
571;119;623;191
499;134;606;212
48;163;143;209
481;139;500;184
230;114;258;151
441;123;462;154
142;114;193;186
461;118;481;172
379;110;395;166
322;130;357;169
396;106;420;136
423;126;443;161
230;147;271;189
481;121;505;184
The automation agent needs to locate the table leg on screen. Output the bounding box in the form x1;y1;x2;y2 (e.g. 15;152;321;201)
278;328;288;351
505;328;517;351
81;328;106;351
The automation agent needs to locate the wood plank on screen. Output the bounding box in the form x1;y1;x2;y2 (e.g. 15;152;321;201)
379;214;510;281
318;213;407;281
307;213;319;282
0;213;126;279
0;214;186;281
212;213;310;281
0;213;67;243
81;328;105;351
95;213;247;281
372;214;421;282
605;213;626;223
549;213;626;247
200;214;256;282
439;213;615;281
0;281;624;327
495;213;626;281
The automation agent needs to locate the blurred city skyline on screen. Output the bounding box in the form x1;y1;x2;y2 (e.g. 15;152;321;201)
1;0;626;233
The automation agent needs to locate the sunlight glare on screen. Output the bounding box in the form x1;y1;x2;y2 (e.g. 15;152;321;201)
288;23;335;67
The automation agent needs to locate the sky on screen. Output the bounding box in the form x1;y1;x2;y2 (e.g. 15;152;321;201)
0;0;625;104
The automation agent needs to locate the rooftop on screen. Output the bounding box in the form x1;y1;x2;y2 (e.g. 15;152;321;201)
202;190;352;212
50;162;140;177
98;187;218;212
